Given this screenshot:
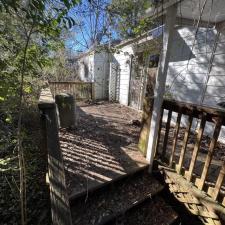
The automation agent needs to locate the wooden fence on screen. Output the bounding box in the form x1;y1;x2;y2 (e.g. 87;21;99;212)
38;88;72;225
155;100;225;221
49;81;93;101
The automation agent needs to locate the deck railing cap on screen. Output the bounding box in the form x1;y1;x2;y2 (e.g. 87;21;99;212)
38;88;55;109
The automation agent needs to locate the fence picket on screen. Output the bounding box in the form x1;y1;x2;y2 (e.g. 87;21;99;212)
186;115;206;182
196;119;222;190
177;115;193;174
49;81;93;100
169;112;182;167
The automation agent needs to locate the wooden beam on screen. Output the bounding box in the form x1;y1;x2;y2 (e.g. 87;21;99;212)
176;17;215;28
144;0;183;19
146;4;177;172
39;88;72;225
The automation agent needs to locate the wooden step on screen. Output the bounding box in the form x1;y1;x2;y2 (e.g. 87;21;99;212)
70;168;166;225
69;165;149;203
106;196;178;225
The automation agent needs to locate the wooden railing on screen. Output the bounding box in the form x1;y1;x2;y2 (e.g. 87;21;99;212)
38;88;72;225
49;81;93;100
156;99;225;205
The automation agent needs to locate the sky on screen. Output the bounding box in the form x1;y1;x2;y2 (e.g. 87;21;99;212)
65;0;116;54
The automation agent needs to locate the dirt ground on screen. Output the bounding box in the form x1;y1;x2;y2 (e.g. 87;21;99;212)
59;101;148;196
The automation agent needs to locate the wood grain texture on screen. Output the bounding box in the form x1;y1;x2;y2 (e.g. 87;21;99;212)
39;88;72;225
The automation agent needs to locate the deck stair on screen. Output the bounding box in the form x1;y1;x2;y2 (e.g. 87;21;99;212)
69;167;179;225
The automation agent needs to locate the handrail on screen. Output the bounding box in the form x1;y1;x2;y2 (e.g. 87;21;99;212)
163;99;225;125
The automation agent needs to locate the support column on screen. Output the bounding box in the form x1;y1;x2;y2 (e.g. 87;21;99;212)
146;4;177;172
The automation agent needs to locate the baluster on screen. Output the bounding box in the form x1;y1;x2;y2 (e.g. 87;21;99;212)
208;162;225;201
169;112;182;167
161;110;172;161
177;115;193;174
154;109;164;157
196;119;222;190
186;115;206;181
74;83;76;97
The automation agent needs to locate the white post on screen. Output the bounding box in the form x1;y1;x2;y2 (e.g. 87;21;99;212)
146;4;177;171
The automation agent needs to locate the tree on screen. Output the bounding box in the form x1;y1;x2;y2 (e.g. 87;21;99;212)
67;0;110;51
108;0;153;39
0;1;79;224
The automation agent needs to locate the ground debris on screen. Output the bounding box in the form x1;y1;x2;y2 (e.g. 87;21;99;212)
60;102;148;196
71;171;163;225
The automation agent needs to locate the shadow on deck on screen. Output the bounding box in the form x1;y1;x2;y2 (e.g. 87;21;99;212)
59;102;148;196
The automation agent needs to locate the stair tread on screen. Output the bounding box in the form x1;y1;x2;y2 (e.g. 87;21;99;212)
71;170;163;225
111;196;178;225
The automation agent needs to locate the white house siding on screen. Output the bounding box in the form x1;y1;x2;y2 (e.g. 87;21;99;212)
167;26;217;104
113;45;134;106
166;26;225;142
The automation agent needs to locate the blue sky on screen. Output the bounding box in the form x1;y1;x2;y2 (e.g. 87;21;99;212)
65;0;115;53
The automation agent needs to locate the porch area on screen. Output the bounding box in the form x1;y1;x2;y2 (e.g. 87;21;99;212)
56;98;225;225
59;102;148;197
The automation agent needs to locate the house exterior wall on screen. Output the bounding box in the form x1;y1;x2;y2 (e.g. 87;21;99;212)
112;45;134;106
167;26;217;105
166;26;225;142
112;25;225;141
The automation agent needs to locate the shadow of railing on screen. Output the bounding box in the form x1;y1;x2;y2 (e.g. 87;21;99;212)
59;102;148;196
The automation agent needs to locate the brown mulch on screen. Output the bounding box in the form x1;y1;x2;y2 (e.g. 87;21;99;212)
59;102;148;196
71;171;164;225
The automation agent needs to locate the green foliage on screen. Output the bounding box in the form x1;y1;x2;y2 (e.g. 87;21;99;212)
0;0;79;113
0;0;80;223
108;0;153;38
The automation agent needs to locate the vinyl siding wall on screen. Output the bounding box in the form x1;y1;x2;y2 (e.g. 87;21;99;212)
167;26;225;142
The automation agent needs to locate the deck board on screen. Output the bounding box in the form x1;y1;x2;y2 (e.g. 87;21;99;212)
59;102;148;196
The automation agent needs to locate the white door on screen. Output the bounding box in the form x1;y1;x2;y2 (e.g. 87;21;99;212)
94;62;108;100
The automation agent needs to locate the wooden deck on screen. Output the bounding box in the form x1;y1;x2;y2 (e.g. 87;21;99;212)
59;102;148;197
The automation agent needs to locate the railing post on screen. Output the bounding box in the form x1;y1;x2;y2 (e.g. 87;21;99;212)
38;88;72;225
146;4;177;172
